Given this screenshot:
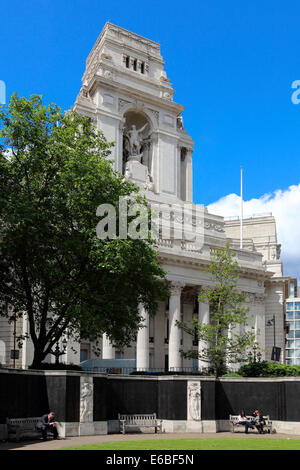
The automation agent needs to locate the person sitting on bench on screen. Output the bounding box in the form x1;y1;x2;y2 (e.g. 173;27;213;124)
237;410;255;434
252;409;266;434
39;412;59;440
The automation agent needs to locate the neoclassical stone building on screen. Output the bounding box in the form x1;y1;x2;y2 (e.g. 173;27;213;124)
0;23;291;370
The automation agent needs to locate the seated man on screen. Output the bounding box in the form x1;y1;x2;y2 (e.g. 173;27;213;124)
39;411;59;440
252;409;266;434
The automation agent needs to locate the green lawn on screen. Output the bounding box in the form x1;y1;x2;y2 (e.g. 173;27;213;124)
62;438;300;450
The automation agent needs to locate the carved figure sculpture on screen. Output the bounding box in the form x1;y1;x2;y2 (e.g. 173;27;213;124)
125;123;148;156
80;381;93;422
188;382;201;421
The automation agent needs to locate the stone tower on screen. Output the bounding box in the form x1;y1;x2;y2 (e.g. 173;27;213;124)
72;22;194;203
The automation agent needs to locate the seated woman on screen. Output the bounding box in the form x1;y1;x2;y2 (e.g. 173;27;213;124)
237;410;255;434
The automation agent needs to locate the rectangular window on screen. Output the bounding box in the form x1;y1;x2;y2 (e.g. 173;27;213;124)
296;302;300;310
295;350;300;358
80;349;88;362
125;56;130;68
165;318;169;342
296;340;300;348
141;62;145;74
287;340;295;348
288;330;294;338
287;321;295;330
296;312;300;319
295;358;300;365
149;316;155;341
296;330;300;339
286;302;293;310
133;59;137;71
296;321;300;329
290;282;295;298
287;312;294;320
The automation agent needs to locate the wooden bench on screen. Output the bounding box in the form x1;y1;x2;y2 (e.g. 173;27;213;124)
229;415;273;434
118;413;163;434
6;417;51;442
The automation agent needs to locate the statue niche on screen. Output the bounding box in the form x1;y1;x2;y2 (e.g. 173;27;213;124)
122;111;153;189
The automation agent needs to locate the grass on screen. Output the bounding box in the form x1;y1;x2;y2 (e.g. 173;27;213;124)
62;437;300;450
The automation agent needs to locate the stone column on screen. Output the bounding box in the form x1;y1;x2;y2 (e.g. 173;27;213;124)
136;305;149;371
185;148;193;203
102;333;115;359
169;281;184;372
198;295;210;371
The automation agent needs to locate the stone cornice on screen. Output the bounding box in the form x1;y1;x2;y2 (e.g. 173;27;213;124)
158;252;268;280
86;22;162;68
88;75;184;115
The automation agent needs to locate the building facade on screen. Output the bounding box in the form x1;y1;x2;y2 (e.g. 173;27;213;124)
0;23;293;371
284;279;300;365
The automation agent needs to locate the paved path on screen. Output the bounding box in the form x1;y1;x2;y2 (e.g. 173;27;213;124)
2;432;300;450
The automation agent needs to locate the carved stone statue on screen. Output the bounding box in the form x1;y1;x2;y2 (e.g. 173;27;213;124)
143;173;154;192
177;115;184;130
124;123;149;159
80;381;93;423
188;381;201;421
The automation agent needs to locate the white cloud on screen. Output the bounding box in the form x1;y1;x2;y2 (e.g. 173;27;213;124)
207;184;300;282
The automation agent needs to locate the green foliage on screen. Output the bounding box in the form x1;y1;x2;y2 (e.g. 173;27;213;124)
238;361;300;377
179;242;259;376
0;94;168;367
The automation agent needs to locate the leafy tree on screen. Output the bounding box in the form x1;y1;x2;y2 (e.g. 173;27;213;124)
178;242;259;376
0;94;168;368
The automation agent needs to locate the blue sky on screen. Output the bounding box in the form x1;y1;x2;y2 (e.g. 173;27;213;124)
1;0;300;276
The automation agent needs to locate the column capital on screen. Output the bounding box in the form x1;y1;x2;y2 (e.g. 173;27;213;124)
195;285;209;296
169;281;185;295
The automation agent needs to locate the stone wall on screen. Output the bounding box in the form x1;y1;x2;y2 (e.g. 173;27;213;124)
1;369;300;439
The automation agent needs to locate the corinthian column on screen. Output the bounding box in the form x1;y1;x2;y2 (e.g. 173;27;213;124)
136;305;149;371
168;281;185;372
197;291;210;371
102;333;115;359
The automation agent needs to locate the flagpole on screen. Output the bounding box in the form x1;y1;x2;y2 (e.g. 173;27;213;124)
240;166;243;249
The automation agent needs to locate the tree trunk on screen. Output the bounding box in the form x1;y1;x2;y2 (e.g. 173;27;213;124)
30;346;47;369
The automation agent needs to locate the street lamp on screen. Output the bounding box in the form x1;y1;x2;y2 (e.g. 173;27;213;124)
266;315;281;361
50;338;68;365
266;315;276;348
